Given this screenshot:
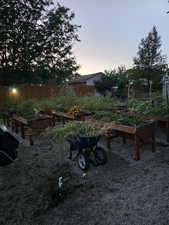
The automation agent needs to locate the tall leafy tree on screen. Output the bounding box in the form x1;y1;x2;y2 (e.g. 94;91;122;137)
95;67;128;96
0;0;80;85
133;26;166;89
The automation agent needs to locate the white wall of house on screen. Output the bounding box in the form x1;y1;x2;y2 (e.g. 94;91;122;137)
95;90;101;96
86;74;102;86
85;75;102;96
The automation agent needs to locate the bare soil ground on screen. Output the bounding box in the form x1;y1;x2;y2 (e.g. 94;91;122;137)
1;130;169;225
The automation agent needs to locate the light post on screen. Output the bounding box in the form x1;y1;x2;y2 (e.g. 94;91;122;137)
162;64;169;110
112;86;118;98
128;80;134;99
149;80;153;100
165;75;169;107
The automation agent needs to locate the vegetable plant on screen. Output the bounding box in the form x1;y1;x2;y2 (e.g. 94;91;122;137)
128;99;168;116
44;121;105;143
93;111;148;127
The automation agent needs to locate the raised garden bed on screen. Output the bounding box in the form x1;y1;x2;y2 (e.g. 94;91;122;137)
11;115;54;145
84;119;156;160
0;111;11;127
125;112;169;142
125;99;169;141
40;109;90;123
93;104;169;143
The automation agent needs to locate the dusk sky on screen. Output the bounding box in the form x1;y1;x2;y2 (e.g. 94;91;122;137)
56;0;169;75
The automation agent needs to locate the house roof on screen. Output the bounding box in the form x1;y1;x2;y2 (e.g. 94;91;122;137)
69;72;103;84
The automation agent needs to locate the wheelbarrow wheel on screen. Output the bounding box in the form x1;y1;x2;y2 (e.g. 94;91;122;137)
94;147;107;166
77;152;89;171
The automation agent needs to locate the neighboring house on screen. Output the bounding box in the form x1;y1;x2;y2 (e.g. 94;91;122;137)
69;72;103;96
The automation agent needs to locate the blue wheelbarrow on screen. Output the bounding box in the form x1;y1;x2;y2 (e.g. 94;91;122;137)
66;135;107;171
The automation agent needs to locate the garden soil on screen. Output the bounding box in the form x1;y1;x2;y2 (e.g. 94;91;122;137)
1;130;169;225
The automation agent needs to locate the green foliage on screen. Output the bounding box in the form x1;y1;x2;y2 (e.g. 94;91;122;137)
58;85;76;97
95;67;128;97
93;111;114;122
16;99;40;118
2;93;124;118
51;85;80;110
80;94;115;111
0;1;80;85
93;111;148;127
95;71;117;96
3;99;42;118
49;94;116;112
38;93;117;112
45;121;104;142
3;100;19;114
33;99;56;112
3;98;41;118
128;99;168;116
50;95;80;111
133;26;166;89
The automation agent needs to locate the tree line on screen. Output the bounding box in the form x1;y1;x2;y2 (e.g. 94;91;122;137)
95;26;167;96
0;1;167;90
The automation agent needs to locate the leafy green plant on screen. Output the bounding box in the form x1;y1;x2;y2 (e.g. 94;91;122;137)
93;111;114;122
34;99;56;112
128;99;168;116
58;85;76;97
47;94;121;112
52;96;81;111
93;111;148;127
2;93;126;119
3;100;19;114
81;94;115;111
3;98;41;118
16;99;39;118
45;121;104;143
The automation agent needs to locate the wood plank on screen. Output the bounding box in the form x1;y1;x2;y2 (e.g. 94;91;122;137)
84;119;155;161
84;119;135;134
127;112;169;122
52;111;75;120
12;116;28;125
133;134;140;160
125;112;169;142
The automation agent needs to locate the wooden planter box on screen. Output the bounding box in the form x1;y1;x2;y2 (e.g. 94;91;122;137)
89;106;128;114
40;109;85;123
11;115;54;145
0;112;10;126
126;112;169;142
85;119;156;161
0;111;17;127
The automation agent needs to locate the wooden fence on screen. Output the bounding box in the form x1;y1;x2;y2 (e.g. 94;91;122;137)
0;84;96;109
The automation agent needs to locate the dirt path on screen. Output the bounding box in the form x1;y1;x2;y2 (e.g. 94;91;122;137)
1;133;169;225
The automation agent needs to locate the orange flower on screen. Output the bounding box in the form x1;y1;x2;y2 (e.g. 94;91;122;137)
68;105;81;117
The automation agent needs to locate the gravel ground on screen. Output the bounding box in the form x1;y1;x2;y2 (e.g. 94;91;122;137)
1;130;169;225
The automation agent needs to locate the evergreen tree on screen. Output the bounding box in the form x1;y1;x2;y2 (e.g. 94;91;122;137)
133;26;166;89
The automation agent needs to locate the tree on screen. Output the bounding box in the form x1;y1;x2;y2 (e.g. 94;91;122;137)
133;26;166;89
95;66;128;97
0;0;80;85
95;70;117;96
167;0;169;14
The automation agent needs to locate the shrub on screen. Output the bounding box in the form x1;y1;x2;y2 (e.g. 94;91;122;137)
93;111;148;127
81;94;114;111
16;99;39;118
128;98;168;116
34;99;56;112
3;99;19;114
44;121;105;143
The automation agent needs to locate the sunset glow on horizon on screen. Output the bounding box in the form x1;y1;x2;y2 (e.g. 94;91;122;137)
57;0;169;75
